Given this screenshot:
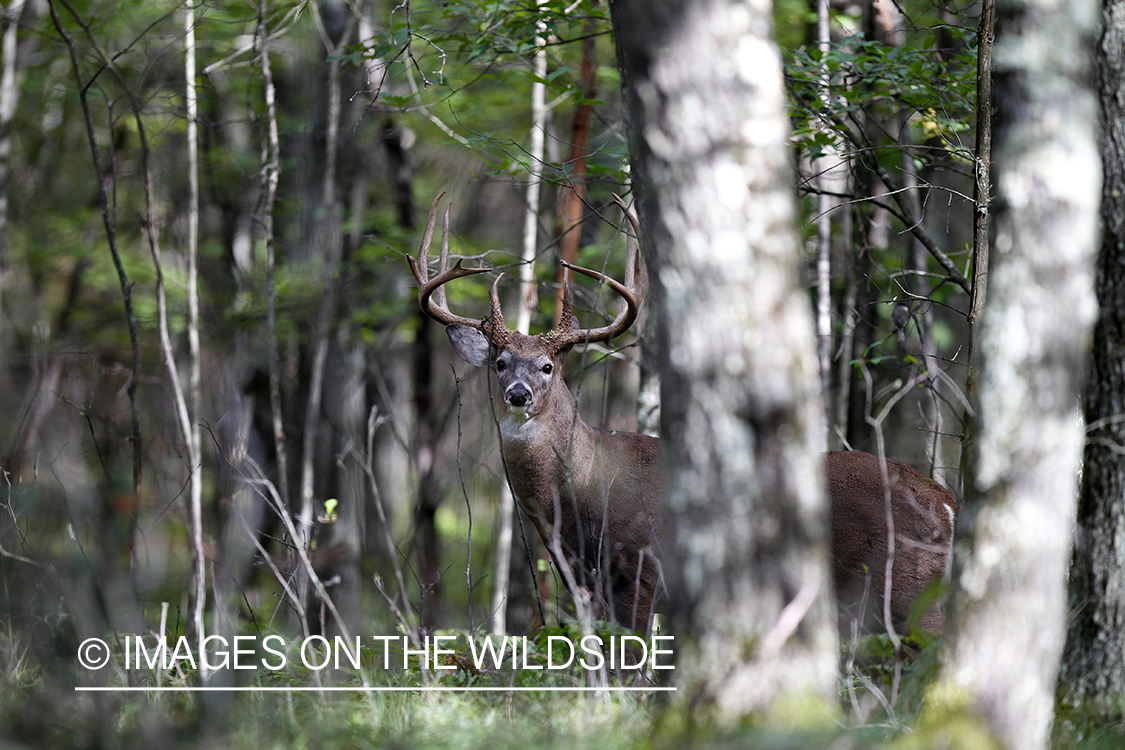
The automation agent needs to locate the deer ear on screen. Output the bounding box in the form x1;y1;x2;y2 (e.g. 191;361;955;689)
446;325;491;367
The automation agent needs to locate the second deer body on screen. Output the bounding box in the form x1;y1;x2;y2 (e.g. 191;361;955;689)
409;194;955;637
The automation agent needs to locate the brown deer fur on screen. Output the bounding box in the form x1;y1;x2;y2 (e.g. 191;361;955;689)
446;327;665;632
828;450;956;635
410;193;956;638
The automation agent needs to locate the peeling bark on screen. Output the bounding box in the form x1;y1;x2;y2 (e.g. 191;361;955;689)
1058;0;1125;720
609;0;837;719
940;0;1102;745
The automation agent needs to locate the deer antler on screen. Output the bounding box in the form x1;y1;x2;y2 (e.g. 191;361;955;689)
408;193;510;347
543;194;643;352
408;192;643;352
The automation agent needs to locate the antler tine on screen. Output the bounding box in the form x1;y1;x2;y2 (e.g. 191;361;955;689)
612;193;646;296
543;196;643;351
558;277;575;330
434;203;453;310
549;260;639;350
408;192;492;329
486;274;510;347
406;192;443;288
417;261;493;327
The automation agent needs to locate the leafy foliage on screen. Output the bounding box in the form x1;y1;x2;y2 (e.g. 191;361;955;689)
349;1;628;192
786;30;977;165
2;0;1072;747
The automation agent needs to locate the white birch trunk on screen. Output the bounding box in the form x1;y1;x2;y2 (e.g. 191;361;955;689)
610;0;838;719
938;0;1102;746
492;0;549;635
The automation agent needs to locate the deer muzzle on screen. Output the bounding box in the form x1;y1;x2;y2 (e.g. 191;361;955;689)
505;383;532;409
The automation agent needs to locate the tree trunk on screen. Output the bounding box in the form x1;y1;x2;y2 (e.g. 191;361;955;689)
935;0;1102;746
413;311;444;629
609;0;837;719
0;0;27;360
959;0;995;502
552;24;596;326
1057;0;1125;721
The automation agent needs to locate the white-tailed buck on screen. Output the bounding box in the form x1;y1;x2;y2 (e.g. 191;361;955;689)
408;194;955;637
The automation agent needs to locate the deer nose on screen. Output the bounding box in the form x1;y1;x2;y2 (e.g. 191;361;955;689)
506;384;532;408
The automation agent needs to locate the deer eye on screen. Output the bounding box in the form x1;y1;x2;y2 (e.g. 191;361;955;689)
541;363;553;375
495;359;506;372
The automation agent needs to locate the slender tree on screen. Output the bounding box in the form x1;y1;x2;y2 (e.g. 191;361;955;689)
183;0;207;681
932;0;1102;746
959;0;996;501
1058;0;1125;722
491;0;550;635
609;0;837;718
0;0;27;349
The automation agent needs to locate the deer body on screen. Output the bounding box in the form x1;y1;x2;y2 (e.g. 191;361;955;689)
827;450;955;635
448;326;665;632
409;193;955;638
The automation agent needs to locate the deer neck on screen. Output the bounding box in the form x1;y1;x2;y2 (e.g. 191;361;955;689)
497;382;598;517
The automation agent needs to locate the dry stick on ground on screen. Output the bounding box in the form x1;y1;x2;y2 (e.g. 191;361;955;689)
240;464;381;708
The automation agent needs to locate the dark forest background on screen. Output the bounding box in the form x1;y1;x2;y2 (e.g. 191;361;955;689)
0;1;1120;748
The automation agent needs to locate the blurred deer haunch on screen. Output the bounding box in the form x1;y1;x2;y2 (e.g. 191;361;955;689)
827;450;956;635
407;194;955;637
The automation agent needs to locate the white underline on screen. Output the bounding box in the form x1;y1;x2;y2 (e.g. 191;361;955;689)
75;685;676;693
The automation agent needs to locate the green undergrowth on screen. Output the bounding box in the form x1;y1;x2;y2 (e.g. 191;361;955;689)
2;625;1122;749
2;678;655;750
